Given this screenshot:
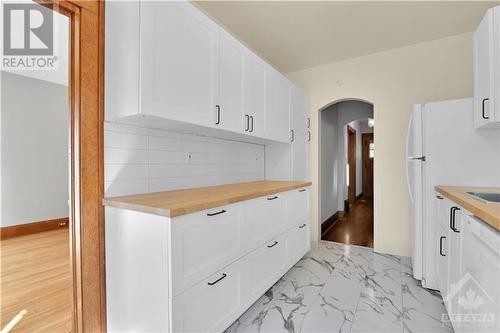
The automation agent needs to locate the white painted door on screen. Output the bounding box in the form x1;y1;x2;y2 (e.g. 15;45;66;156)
243;51;266;137
245;194;287;250
218;30;245;132
446;205;463;318
172;259;246;333
285;222;310;266
474;8;496;128
244;235;287;303
265;69;290;143
170;203;245;296
140;1;218;127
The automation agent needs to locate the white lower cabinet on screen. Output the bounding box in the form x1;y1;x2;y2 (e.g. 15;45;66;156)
105;186;311;333
170;202;245;296
172;258;246;333
244;234;287;302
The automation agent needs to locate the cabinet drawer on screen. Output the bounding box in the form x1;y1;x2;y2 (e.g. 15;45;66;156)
244;234;287;302
172;259;245;333
285;221;310;266
171;202;245;296
245;194;286;250
286;188;309;227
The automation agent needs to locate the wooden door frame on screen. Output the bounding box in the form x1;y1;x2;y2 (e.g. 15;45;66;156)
34;1;106;332
347;125;356;206
362;133;374;199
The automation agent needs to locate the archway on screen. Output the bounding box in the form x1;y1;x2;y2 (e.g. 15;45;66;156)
318;99;375;247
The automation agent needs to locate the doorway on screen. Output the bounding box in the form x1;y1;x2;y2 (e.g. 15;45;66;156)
0;1;106;332
319;100;374;248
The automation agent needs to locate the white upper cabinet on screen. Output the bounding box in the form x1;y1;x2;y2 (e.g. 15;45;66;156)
474;6;500;129
140;1;218;127
218;30;245;132
243;51;267;138
290;86;309;180
265;68;291;143
105;1;305;144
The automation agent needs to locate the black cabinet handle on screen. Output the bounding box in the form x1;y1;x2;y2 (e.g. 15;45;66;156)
215;105;221;125
307;131;311;142
299;223;306;228
299;189;306;192
267;240;278;248
245;115;249;131
449;207;460;233
436;195;443;200
207;273;227;286
207;209;226;217
249;116;254;132
482;98;490;120
307;117;310;129
439;236;446;257
291;130;295;142
267;196;278;200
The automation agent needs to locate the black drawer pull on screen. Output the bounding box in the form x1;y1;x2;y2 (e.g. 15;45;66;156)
299;189;306;192
267;240;278;248
482;98;490;120
439;236;446;257
267;196;278;200
207;209;226;217
207;273;227;286
299;223;306;228
436;195;443;200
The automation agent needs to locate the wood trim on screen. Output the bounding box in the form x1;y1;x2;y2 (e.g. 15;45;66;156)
362;133;374;199
355;193;363;204
321;211;340;236
347;125;356;206
33;1;106;332
0;218;69;240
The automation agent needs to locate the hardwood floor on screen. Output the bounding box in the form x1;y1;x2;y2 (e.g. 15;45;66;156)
0;229;71;332
322;198;374;247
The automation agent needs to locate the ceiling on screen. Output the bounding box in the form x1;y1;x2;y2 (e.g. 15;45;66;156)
195;1;499;73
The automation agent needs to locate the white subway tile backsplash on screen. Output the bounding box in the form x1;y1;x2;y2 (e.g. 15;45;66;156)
104;122;265;196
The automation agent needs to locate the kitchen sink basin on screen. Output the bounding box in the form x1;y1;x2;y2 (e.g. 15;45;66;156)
466;192;500;204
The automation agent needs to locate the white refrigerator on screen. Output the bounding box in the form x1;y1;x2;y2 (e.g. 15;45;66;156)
406;98;500;290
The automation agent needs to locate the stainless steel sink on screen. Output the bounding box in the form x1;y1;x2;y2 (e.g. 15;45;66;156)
466;192;500;204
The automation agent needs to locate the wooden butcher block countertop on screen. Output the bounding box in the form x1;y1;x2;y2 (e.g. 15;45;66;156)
103;180;312;218
435;186;500;231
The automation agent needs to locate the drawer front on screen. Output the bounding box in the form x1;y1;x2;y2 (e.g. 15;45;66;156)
245;194;286;250
285;221;311;266
286;188;309;227
172;259;245;333
244;234;287;302
171;202;245;296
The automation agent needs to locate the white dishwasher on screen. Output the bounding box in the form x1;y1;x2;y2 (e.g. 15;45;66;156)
460;214;500;332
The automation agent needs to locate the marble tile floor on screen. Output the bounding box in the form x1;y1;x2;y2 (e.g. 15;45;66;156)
226;240;453;333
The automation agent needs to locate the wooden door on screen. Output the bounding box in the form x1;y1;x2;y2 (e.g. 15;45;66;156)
347;126;356;205
362;133;374;198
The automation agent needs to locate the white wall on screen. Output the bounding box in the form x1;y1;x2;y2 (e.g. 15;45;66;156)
104;122;265;197
287;32;474;256
1;72;69;227
320;101;373;223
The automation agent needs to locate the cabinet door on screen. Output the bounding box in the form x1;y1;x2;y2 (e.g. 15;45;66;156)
140;1;218;127
218;30;245;132
285;222;310;267
244;235;287;303
290;86;307;127
286;188;309;227
243;51;266;137
172;259;245;333
291;126;308;181
437;224;449;299
170;202;245;296
474;8;496;128
265;69;290;143
446;206;463;317
245;194;287;250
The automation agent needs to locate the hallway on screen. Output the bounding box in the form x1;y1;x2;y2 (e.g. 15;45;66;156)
322;199;374;248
